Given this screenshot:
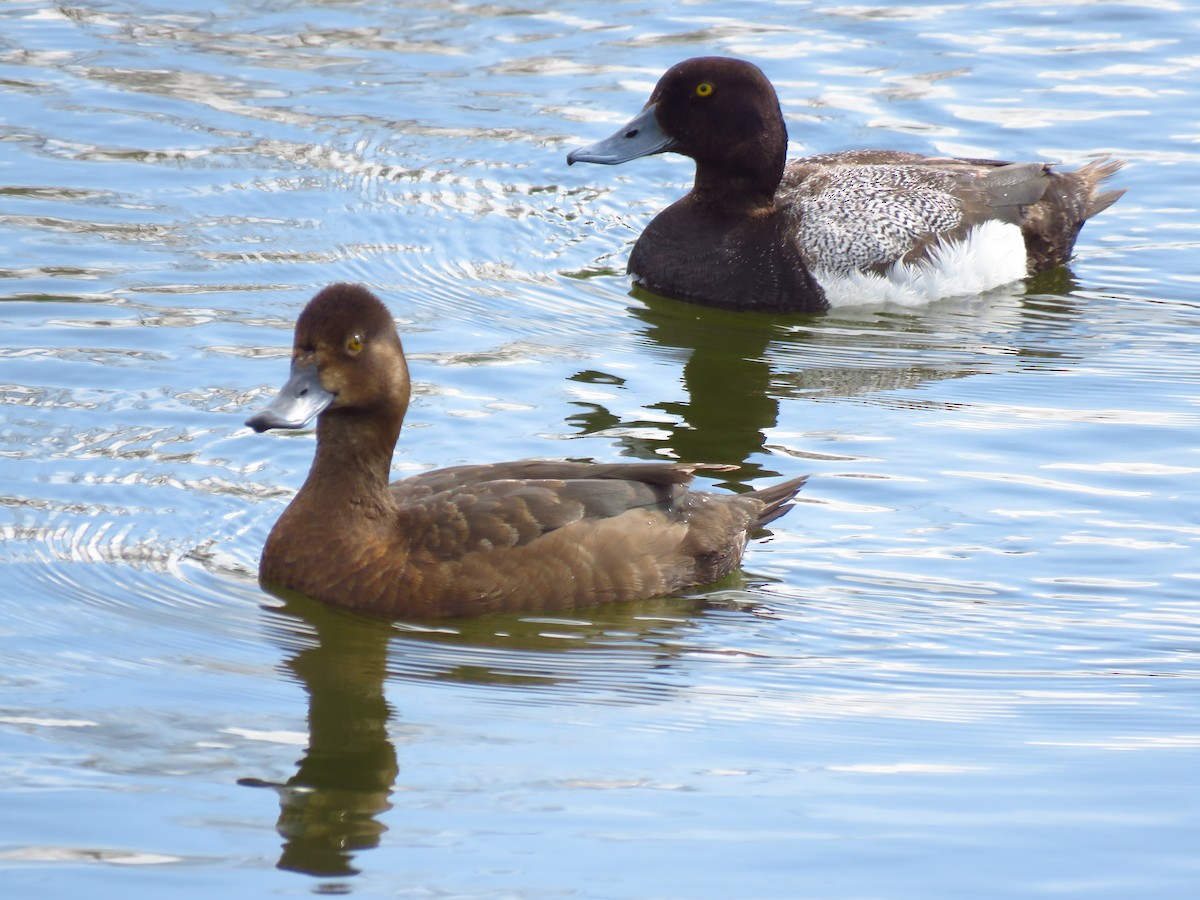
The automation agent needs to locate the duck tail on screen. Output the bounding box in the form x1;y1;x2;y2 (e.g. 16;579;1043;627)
1022;155;1125;274
749;475;809;530
1076;156;1127;220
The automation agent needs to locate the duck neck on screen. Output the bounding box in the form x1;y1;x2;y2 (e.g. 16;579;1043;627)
302;408;402;517
692;167;779;214
691;135;786;214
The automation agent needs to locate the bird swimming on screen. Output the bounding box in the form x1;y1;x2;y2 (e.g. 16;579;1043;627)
246;283;807;618
568;56;1125;312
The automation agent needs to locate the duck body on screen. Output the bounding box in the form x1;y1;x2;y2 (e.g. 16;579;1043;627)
246;284;807;619
567;57;1125;312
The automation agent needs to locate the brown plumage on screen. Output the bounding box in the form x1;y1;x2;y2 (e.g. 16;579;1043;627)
246;284;808;619
568;56;1125;312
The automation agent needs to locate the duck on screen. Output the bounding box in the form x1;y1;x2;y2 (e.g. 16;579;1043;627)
245;283;808;619
567;56;1125;312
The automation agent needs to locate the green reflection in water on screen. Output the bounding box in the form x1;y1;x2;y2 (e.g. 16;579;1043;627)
245;590;719;878
244;595;397;878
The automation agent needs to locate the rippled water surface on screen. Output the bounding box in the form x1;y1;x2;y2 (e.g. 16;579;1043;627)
2;0;1199;896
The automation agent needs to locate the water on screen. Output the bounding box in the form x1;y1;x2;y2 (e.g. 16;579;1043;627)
2;0;1198;896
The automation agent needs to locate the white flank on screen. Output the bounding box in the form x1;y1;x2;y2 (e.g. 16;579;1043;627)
812;220;1029;308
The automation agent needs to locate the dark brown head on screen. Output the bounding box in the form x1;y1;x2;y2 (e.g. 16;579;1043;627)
568;57;788;205
246;283;410;436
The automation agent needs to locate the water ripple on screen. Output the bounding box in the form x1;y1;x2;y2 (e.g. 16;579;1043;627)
2;0;1199;893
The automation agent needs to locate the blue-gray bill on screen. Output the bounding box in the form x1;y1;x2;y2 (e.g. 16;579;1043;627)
245;359;335;432
566;104;676;165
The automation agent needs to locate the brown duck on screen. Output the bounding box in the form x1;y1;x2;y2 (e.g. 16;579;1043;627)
246;284;808;618
568;56;1125;312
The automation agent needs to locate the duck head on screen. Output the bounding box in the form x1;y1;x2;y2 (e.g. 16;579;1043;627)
246;283;410;439
568;57;788;204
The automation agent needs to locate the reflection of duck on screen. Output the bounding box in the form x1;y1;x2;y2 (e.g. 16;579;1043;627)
243;580;753;874
568;56;1124;312
245;284;807;618
243;595;398;877
566;293;783;486
565;284;1089;483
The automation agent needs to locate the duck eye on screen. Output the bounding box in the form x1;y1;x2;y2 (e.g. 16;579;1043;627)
346;334;364;354
695;82;714;98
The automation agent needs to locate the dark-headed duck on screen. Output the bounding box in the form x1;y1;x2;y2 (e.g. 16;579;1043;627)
246;284;808;618
567;56;1125;312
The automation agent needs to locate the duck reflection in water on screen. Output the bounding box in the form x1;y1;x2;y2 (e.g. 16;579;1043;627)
565;276;1087;484
567;289;785;487
243;592;715;878
241;595;397;878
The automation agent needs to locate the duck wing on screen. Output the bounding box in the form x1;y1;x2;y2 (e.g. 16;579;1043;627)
390;459;705;502
780;151;1051;276
381;464;806;617
390;461;732;558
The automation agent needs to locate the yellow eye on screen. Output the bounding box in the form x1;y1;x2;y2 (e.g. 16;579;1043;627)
695;82;714;98
346;334;364;354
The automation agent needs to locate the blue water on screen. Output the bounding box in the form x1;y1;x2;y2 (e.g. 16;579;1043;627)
2;0;1198;896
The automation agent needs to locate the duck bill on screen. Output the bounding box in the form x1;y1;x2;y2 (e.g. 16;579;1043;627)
567;104;676;165
245;358;335;433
